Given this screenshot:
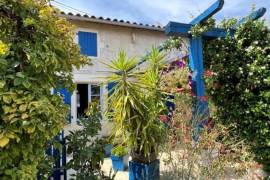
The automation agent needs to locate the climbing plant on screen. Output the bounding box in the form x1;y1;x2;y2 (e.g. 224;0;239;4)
203;19;270;171
0;0;88;179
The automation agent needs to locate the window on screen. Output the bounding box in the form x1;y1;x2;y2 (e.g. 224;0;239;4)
90;84;101;104
78;31;97;57
76;84;101;117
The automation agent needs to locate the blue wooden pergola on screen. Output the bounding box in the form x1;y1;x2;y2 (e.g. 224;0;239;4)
164;0;266;120
128;0;266;123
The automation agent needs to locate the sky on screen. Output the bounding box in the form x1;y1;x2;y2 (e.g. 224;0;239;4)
51;0;270;26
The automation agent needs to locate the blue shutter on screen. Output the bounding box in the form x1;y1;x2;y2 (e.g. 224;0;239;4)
78;31;97;57
107;82;116;96
54;88;71;123
55;88;71;105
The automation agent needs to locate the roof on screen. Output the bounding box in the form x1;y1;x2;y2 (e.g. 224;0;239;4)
59;12;165;32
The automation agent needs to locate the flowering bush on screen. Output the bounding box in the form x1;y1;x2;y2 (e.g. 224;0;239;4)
204;19;270;171
0;0;87;178
160;62;258;179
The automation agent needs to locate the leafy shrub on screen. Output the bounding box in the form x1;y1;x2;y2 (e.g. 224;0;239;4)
0;0;87;178
204;19;270;171
111;145;129;157
66;102;115;180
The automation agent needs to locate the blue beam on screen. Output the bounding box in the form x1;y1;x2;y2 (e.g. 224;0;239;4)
165;22;191;37
235;7;267;27
165;21;234;38
190;0;224;25
203;27;235;39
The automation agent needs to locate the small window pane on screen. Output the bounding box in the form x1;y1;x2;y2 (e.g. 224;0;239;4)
91;85;100;96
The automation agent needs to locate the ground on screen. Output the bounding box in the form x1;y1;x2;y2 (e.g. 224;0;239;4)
67;153;268;179
100;154;268;180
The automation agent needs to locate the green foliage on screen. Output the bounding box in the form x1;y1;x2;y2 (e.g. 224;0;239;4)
204;19;270;171
162;37;184;50
106;48;167;163
190;18;216;37
66;103;115;180
111;145;128;157
0;0;88;179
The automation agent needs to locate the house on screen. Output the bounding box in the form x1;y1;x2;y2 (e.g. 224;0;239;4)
59;12;180;136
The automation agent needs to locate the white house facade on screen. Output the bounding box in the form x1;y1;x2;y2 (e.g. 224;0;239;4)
59;12;180;136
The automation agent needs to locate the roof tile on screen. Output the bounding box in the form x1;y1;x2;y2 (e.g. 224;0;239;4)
60;12;164;31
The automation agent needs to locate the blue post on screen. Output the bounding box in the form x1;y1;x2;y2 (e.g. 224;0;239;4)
189;38;209;124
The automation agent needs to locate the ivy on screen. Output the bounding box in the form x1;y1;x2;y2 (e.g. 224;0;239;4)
0;0;88;179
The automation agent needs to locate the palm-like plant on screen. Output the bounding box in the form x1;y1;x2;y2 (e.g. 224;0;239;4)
106;48;167;163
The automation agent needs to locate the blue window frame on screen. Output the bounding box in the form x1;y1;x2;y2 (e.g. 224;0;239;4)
78;31;98;57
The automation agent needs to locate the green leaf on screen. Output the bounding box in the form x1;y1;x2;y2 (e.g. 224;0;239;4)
16;72;25;78
21;113;29;119
26;126;35;134
0;136;9;148
19;104;27;112
2;96;12;104
14;78;22;86
0;80;5;88
22;81;31;88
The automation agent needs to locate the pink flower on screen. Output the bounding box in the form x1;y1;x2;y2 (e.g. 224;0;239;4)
176;87;185;93
159;115;168;123
204;70;215;77
200;96;208;102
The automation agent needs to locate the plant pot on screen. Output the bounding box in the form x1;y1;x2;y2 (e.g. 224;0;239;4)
130;150;157;164
129;159;160;180
104;144;113;157
111;154;129;171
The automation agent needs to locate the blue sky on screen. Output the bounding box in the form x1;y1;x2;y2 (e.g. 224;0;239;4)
51;0;270;26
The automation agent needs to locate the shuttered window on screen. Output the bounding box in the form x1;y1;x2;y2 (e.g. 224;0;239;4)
78;31;98;57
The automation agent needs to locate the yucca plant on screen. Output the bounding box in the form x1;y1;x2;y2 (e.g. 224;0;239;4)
106;48;167;163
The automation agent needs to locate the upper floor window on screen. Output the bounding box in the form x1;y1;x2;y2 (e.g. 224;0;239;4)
78;31;98;57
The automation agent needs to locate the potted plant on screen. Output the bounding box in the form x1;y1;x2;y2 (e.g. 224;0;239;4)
111;145;129;171
106;48;167;179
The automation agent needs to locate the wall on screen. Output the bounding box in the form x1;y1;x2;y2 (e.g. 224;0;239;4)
64;20;182;136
